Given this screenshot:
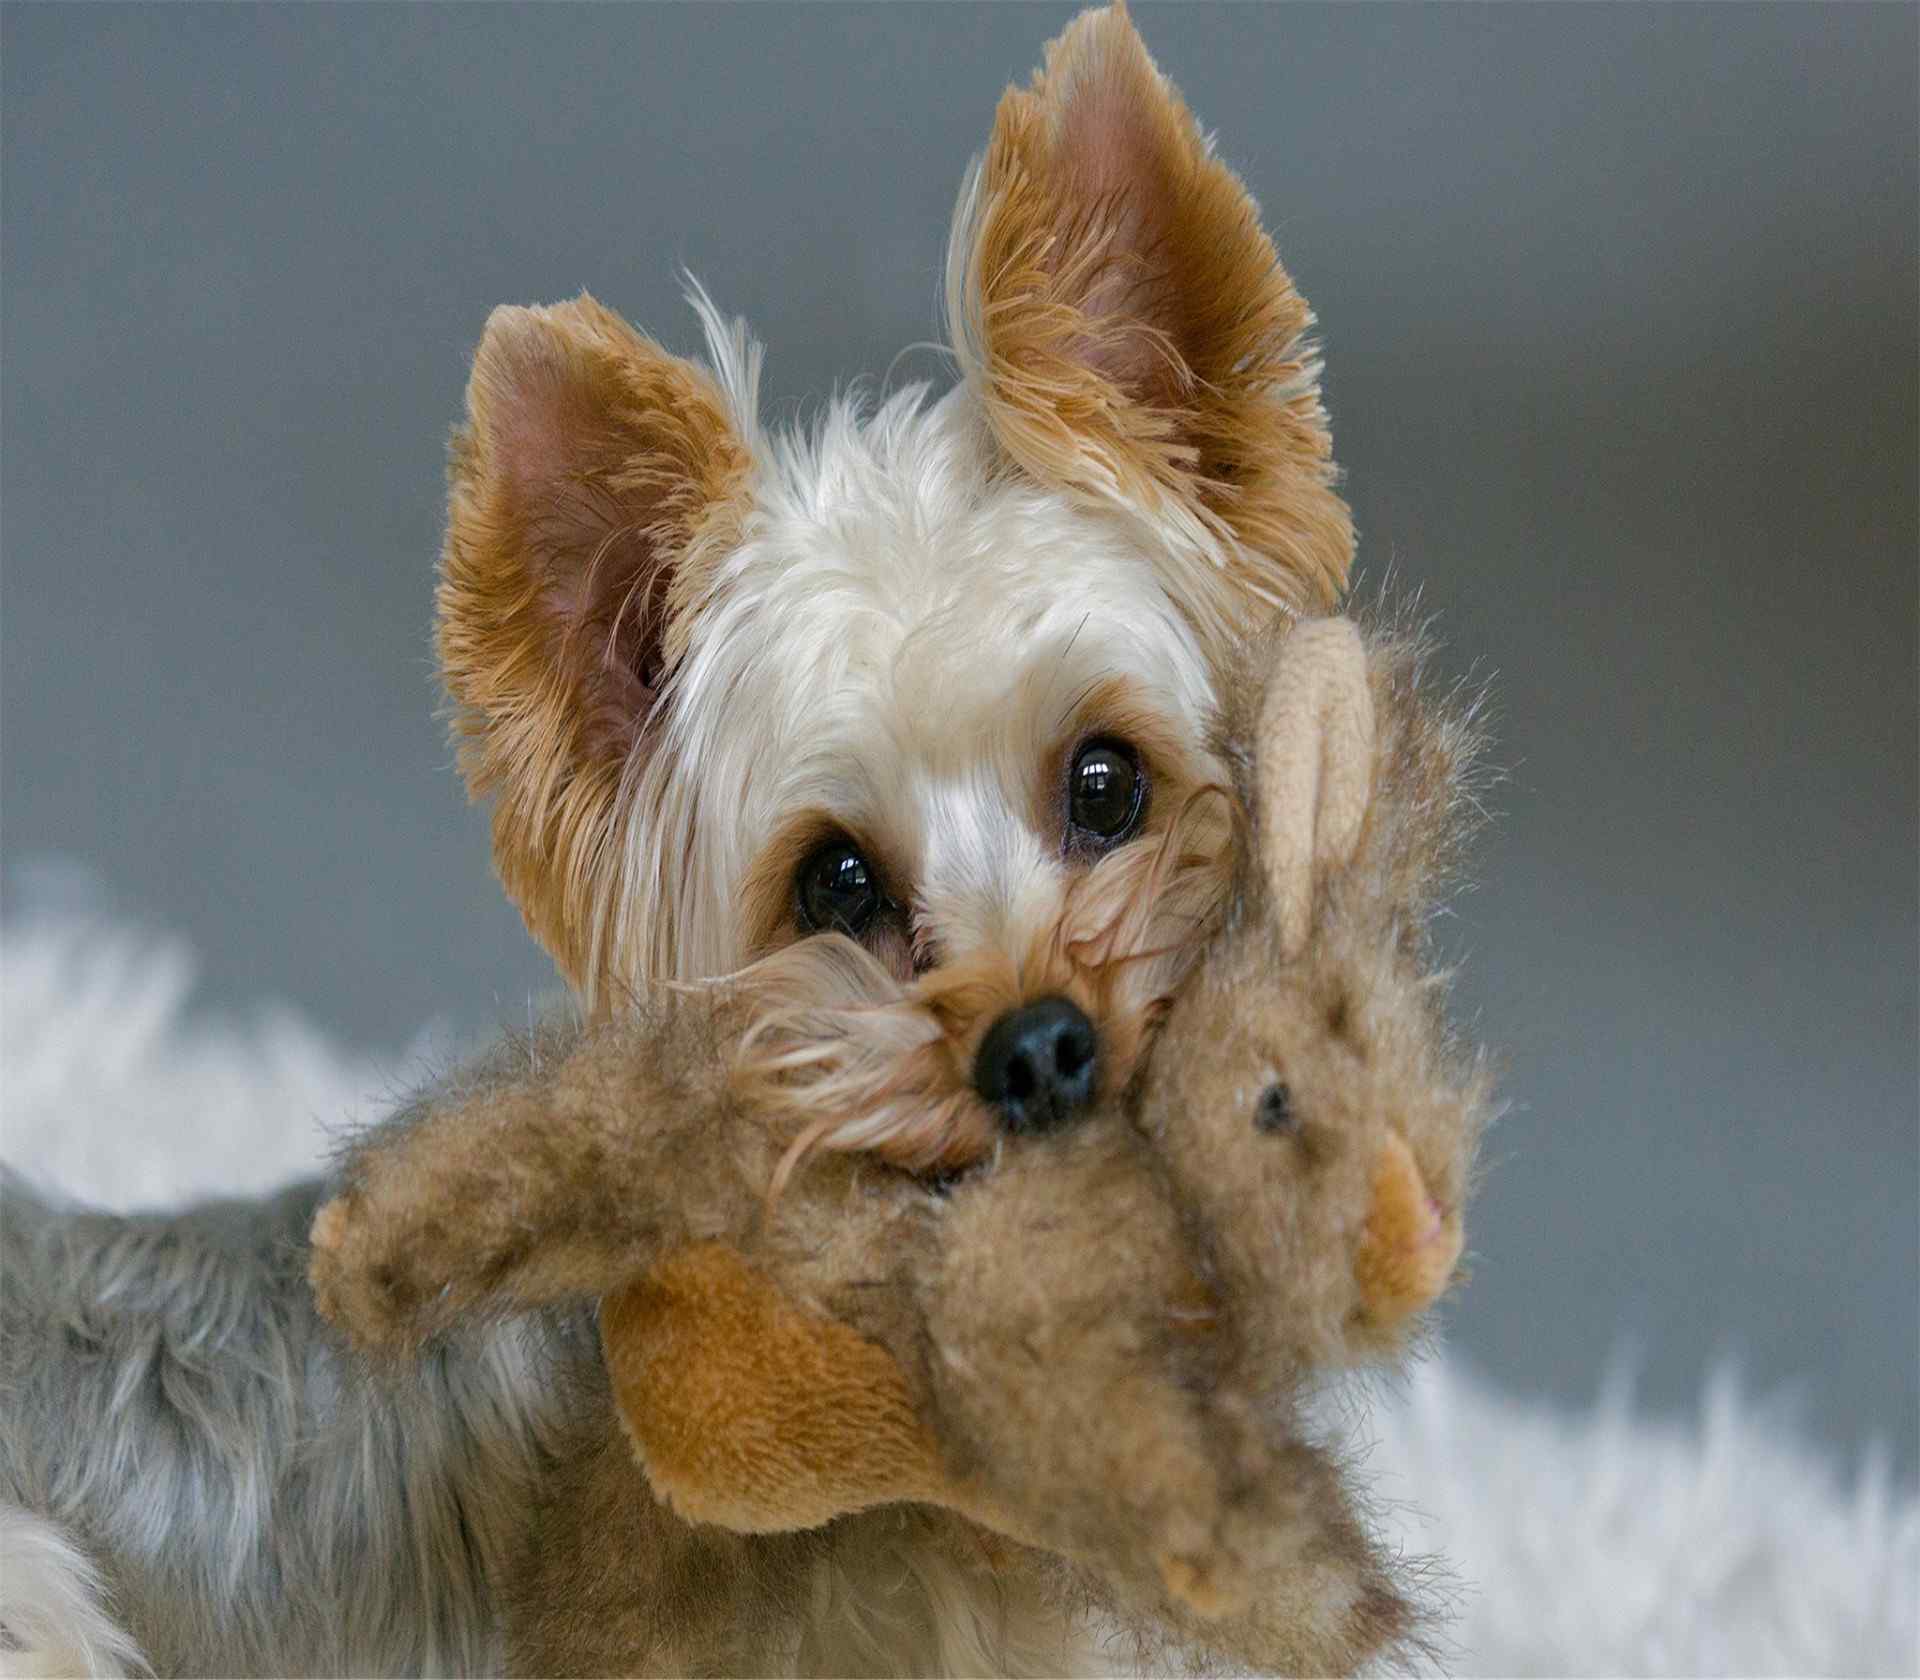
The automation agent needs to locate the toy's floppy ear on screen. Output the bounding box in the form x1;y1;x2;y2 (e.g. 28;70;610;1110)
948;2;1351;648
1255;617;1374;960
438;293;755;994
601;1245;959;1534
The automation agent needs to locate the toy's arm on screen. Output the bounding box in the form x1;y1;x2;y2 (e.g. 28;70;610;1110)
309;990;769;1349
1084;1433;1416;1677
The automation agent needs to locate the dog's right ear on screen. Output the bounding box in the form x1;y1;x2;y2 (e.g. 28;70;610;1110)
948;4;1352;654
439;294;754;992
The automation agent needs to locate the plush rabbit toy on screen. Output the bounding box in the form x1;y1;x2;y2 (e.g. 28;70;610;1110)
310;613;1492;1676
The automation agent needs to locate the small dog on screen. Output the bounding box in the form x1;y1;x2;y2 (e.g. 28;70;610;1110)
438;0;1351;1165
1;5;1358;1673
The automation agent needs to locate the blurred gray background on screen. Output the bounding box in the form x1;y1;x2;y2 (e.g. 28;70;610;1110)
5;5;1914;1476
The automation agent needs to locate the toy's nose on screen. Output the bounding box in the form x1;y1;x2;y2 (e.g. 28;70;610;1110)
1355;1133;1461;1326
973;997;1097;1135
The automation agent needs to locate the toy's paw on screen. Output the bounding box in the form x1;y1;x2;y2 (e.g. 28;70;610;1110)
307;1190;471;1349
1157;1547;1251;1619
1353;1132;1462;1328
309;1192;404;1345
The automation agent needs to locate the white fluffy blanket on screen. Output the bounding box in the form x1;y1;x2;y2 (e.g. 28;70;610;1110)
4;909;1914;1677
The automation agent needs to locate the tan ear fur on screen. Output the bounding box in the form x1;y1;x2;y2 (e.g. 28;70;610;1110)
438;294;753;992
1255;616;1375;960
950;2;1353;646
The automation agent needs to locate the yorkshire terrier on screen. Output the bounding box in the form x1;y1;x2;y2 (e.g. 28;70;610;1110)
0;5;1358;1674
437;0;1350;1166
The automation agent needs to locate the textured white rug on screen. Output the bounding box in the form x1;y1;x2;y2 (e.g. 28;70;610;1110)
3;907;1914;1677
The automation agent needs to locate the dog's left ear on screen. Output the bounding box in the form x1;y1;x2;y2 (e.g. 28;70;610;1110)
949;3;1350;645
438;293;755;992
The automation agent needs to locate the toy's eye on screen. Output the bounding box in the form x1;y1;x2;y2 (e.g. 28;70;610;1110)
1253;1081;1296;1135
922;1163;978;1198
797;841;881;937
1067;738;1146;848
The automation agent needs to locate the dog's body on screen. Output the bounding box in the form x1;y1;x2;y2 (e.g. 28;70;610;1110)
2;7;1382;1673
433;4;1350;1167
0;1172;1082;1678
0;1176;549;1677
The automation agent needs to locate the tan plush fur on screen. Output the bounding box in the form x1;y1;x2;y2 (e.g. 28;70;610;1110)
604;1242;951;1534
310;610;1491;1676
1141;609;1495;1371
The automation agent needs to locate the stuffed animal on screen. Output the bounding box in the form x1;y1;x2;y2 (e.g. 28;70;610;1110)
310;613;1492;1675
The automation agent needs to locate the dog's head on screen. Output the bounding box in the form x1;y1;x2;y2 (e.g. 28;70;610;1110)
437;5;1350;1161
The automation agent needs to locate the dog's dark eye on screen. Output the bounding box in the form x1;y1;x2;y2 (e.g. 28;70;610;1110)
797;841;881;937
1253;1081;1296;1135
1067;739;1145;847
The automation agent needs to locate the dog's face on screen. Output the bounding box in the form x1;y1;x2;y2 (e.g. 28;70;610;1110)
436;5;1351;1164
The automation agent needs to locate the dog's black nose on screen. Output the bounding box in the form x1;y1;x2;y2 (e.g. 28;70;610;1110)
973;997;1097;1135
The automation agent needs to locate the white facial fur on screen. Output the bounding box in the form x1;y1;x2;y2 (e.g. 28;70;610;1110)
597;302;1221;998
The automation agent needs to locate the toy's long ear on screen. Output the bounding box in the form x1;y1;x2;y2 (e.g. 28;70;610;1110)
438;293;755;993
602;1245;959;1534
948;3;1351;651
1255;617;1374;960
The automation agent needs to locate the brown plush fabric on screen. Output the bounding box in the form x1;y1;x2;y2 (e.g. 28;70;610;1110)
310;606;1491;1675
604;1244;949;1533
1142;608;1494;1373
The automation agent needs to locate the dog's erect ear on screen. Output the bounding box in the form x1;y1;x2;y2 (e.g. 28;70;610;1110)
439;293;754;990
949;3;1351;645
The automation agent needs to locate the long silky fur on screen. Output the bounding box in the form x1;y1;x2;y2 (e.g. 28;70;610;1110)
0;1172;568;1677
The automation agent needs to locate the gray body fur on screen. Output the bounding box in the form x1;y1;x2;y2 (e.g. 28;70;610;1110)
0;1169;569;1677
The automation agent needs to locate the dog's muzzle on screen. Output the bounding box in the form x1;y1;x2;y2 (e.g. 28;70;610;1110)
972;996;1097;1135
